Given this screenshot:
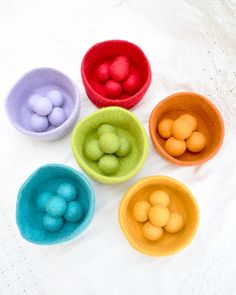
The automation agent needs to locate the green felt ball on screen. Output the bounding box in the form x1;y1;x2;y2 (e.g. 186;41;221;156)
98;155;119;175
84;139;104;161
99;133;120;154
116;137;131;157
97;124;115;138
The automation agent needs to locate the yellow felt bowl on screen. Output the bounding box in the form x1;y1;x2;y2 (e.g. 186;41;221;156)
119;176;199;256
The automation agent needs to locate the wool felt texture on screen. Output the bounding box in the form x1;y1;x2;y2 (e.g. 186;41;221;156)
5;68;80;141
119;176;199;256
81;40;151;109
16;164;95;245
71;107;149;184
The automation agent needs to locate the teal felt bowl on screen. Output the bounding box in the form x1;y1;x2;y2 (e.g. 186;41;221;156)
16;164;95;245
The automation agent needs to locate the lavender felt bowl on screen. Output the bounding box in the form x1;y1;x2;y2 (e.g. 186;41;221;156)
5;68;80;141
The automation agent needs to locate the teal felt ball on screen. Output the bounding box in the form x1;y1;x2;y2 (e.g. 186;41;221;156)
99;133;120;154
64;201;83;223
84;139;104;161
57;182;77;202
98;155;119;175
116;137;131;157
36;191;52;212
45;195;67;217
43;214;64;232
97;124;115;137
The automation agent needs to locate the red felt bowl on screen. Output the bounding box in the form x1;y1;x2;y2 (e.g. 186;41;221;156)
81;40;152;109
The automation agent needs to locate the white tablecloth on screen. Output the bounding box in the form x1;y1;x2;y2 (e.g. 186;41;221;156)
1;0;236;294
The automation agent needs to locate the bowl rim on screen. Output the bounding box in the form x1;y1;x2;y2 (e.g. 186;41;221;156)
16;164;95;245
81;39;152;107
71;106;149;184
149;92;225;166
119;175;200;256
5;67;81;140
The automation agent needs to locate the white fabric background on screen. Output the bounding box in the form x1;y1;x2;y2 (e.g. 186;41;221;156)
0;0;236;294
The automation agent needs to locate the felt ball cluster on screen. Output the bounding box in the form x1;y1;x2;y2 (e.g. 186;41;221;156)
28;90;67;132
36;182;83;232
157;113;206;157
132;190;184;241
84;123;131;175
96;55;141;99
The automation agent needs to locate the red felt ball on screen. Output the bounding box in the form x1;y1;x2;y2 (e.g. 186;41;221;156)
122;72;141;94
105;80;122;99
110;56;130;82
96;62;110;82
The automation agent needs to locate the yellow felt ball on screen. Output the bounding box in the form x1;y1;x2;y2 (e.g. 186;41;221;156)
157;119;174;139
143;222;163;241
165;137;186;157
186;132;206;153
172;118;193;140
164;212;184;233
149;190;170;206
179;114;197;131
133;201;151;222
148;204;170;227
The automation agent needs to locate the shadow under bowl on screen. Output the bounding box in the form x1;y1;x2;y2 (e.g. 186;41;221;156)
119;176;199;256
149;92;224;166
16;164;95;245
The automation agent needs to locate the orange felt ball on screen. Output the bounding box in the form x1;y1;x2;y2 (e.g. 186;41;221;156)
122;72;141;94
133;201;151;222
179;114;197;131
157;119;174;139
165;137;186;157
172;119;193;140
164;212;184;233
96;62;110;82
105;80;122;99
110;56;130;82
186;132;206;152
149;190;170;206
148;204;170;227
143;222;163;241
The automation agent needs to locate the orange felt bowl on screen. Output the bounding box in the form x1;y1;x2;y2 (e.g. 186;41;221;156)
81;40;151;109
119;176;199;256
149;92;224;166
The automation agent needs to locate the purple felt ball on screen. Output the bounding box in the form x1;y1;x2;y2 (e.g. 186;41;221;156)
33;97;53;116
48;107;67;127
30;114;49;132
28;94;42;111
46;90;64;107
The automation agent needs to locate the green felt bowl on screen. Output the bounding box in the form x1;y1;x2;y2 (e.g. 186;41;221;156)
71;107;149;184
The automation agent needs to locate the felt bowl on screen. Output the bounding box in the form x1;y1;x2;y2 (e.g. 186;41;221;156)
5;68;80;141
71;107;149;184
149;92;224;166
16;164;94;245
81;40;151;109
119;176;199;256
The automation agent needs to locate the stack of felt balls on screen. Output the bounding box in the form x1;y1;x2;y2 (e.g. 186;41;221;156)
28;90;67;132
157;114;206;157
84;123;131;175
133;190;184;241
96;55;141;98
36;182;83;232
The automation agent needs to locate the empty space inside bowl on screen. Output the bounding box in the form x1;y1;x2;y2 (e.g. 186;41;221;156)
16;165;92;244
6;69;77;132
153;94;223;163
123;178;198;255
83;41;149;99
73;109;145;178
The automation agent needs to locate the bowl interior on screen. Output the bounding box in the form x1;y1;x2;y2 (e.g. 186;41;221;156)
83;40;150;100
119;176;199;256
71;107;148;183
16;165;94;245
6;68;78;133
150;92;224;165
